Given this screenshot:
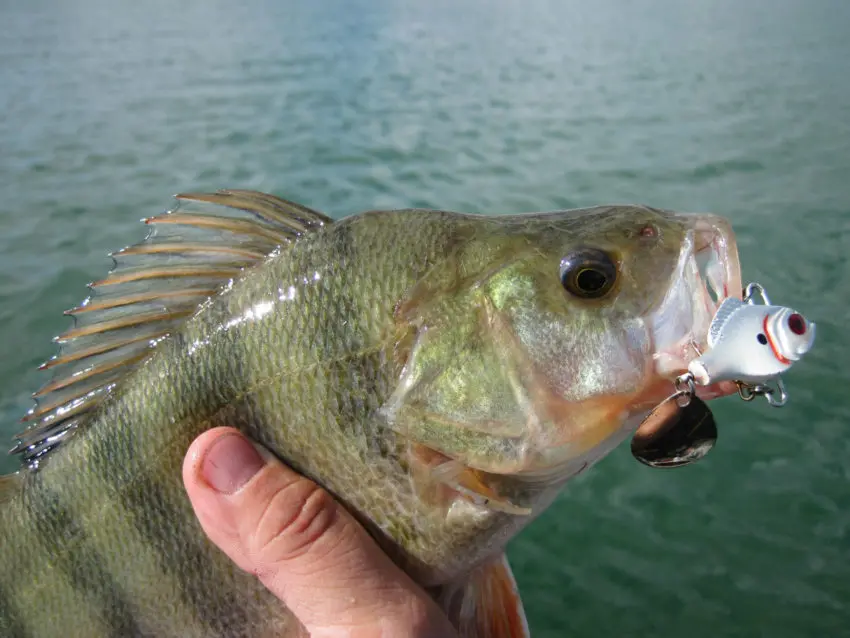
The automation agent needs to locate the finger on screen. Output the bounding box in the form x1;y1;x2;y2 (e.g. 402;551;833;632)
182;427;455;637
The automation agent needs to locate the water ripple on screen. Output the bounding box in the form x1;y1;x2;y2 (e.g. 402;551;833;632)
1;0;849;636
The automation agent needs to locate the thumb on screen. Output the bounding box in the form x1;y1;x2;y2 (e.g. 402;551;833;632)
182;427;456;638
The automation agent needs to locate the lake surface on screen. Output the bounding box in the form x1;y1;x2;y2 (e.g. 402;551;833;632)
1;0;849;635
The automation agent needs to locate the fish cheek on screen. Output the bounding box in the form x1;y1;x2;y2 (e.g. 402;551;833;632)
381;306;528;460
492;290;655;470
379;295;554;512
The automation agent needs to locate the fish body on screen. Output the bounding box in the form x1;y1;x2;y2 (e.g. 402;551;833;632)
0;192;741;637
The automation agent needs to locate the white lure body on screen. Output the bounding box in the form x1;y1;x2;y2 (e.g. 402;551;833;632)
687;297;816;386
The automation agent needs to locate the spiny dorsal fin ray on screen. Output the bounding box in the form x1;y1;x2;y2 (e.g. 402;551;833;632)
12;190;331;468
91;265;244;287
177;189;331;231
65;288;220;315
113;243;266;260
39;331;171;370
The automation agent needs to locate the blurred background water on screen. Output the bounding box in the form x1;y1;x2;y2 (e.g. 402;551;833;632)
1;0;849;635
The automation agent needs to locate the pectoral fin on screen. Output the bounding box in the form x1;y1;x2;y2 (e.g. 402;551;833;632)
435;554;530;638
429;457;532;515
408;445;533;515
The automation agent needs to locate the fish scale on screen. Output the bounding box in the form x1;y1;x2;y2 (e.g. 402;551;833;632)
0;191;735;637
0;208;473;636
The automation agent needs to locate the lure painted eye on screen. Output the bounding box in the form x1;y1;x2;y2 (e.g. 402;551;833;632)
560;249;617;299
788;313;806;335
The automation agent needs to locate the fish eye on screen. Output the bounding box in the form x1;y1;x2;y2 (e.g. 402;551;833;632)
560;249;617;299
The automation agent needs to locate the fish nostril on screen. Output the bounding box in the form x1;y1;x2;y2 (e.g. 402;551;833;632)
788;313;806;335
639;224;658;238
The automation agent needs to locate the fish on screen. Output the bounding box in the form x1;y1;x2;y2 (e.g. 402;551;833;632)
0;190;742;638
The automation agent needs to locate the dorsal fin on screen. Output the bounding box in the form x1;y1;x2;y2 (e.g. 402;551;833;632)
10;190;332;468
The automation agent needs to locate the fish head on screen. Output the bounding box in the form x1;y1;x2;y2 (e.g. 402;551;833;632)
376;205;744;582
470;205;743;473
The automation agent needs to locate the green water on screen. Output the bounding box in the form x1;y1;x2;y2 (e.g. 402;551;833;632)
1;0;848;635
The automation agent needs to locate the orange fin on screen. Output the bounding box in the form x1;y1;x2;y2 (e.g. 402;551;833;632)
431;459;532;515
436;554;530;638
407;445;532;516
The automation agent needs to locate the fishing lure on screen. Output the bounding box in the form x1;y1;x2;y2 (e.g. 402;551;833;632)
689;282;816;406
632;282;816;468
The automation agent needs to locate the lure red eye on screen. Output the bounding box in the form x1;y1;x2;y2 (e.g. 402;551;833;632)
788;313;806;335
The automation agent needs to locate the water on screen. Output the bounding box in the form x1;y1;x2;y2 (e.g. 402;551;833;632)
1;0;848;635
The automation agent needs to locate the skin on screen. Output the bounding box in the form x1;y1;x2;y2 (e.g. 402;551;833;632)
182;427;458;638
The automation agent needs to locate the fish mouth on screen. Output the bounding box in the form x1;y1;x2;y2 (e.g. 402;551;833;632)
649;214;742;399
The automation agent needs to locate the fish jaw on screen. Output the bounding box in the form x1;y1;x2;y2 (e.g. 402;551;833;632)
647;213;743;402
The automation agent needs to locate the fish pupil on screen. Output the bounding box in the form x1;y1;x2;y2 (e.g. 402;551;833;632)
576;268;607;292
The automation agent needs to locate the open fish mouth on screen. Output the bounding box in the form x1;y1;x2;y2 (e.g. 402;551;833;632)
650;214;742;398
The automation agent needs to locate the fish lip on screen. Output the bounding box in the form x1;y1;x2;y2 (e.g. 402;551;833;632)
649;214;743;391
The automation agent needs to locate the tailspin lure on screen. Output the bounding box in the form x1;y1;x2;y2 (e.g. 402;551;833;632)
631;283;816;468
688;283;816;406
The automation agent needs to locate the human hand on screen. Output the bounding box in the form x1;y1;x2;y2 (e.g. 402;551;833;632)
182;427;458;638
